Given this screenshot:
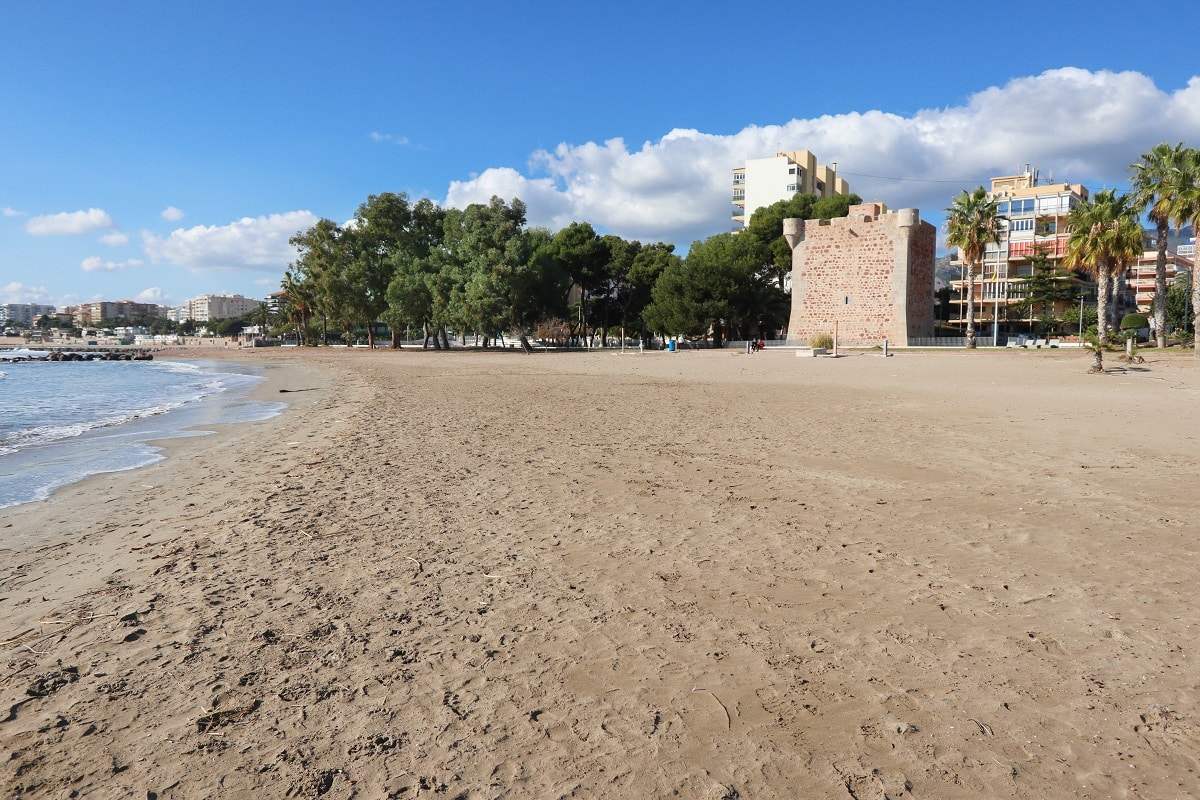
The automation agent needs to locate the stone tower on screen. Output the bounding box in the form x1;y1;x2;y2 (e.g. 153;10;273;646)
784;203;936;347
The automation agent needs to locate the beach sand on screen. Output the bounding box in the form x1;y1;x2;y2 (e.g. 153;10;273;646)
2;347;1199;799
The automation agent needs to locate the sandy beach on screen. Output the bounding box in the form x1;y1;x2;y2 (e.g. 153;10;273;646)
3;346;1199;799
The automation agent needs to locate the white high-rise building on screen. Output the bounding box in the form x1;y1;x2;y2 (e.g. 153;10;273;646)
1;303;57;327
732;150;850;229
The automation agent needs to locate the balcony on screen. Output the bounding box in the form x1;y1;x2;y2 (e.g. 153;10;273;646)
1007;236;1069;259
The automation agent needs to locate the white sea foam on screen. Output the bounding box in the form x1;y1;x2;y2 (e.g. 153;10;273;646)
0;358;284;511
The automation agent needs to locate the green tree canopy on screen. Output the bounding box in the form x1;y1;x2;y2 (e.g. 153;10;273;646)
644;231;771;346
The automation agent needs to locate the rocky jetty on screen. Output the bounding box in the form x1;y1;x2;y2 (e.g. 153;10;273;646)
0;349;154;363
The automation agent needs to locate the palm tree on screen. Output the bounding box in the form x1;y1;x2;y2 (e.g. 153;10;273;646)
1129;142;1186;348
945;187;1003;348
255;302;272;340
1173;147;1200;359
1063;189;1146;372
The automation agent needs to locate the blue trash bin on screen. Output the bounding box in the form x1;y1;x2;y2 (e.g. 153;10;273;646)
667;341;676;352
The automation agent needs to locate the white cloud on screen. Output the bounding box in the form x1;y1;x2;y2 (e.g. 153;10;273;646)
100;231;130;246
3;206;25;217
142;210;319;273
81;256;143;272
1;282;53;304
161;206;185;221
371;131;411;146
135;287;165;303
25;208;114;236
445;68;1200;248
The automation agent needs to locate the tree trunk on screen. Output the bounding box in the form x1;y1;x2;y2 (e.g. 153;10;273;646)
1093;268;1110;373
1192;264;1200;360
515;325;534;354
1154;221;1168;348
965;265;977;348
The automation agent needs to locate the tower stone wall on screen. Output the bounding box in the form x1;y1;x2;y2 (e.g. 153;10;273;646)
785;205;936;347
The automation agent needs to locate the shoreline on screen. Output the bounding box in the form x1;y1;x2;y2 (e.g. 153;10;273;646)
0;356;289;516
3;348;1199;798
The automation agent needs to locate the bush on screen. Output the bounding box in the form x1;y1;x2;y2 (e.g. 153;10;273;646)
1120;312;1149;331
809;333;834;349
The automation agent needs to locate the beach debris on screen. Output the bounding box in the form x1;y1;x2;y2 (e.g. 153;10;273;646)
196;699;259;732
692;687;732;729
968;717;994;736
1;629;39;648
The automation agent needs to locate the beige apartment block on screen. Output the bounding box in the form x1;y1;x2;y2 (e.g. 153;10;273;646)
732;149;850;229
951;169;1194;336
949;170;1090;334
1122;249;1192;315
784;203;936;346
186;294;261;322
73;300;168;326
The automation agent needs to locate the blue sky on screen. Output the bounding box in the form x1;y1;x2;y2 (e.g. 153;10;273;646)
3;0;1199;311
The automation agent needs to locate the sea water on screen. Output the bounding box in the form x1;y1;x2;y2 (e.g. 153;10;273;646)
0;355;285;510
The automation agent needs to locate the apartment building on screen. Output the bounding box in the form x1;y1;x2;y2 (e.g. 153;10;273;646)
1120;240;1193;315
950;169;1092;338
74;300;168;326
951;171;1195;337
186;294;261;322
731;150;850;229
0;303;57;327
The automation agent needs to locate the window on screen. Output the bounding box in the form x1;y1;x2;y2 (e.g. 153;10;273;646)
1036;196;1063;213
786;184;798;192
1010;218;1034;233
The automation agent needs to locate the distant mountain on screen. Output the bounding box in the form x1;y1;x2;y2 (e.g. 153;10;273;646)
1167;226;1194;251
934;255;957;290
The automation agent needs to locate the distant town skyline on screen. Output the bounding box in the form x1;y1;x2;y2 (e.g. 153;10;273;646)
3;1;1199;311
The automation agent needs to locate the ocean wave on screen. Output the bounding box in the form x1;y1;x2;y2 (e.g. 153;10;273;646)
1;349;51;359
0;358;276;509
0;384;223;455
